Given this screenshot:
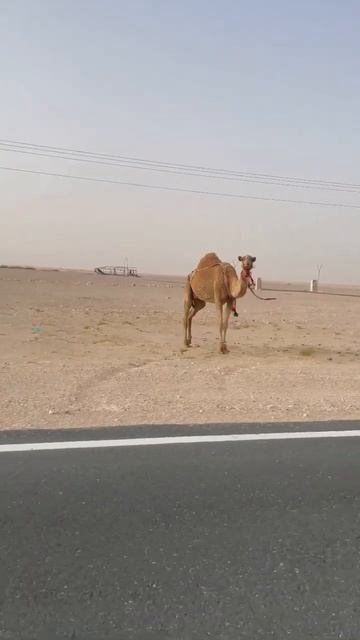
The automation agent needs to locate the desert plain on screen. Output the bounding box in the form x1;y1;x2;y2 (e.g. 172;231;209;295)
1;266;360;430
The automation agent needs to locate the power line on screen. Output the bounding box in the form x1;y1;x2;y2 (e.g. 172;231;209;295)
1;144;359;194
0;137;359;191
1;164;360;209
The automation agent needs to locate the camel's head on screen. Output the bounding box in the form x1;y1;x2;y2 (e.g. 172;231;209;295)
238;255;256;272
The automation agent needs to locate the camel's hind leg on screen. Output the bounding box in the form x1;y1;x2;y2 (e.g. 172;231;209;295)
183;275;206;347
186;298;205;346
183;302;192;347
183;277;193;347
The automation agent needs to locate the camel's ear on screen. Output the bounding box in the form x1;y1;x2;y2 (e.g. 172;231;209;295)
252;256;256;263
238;256;243;262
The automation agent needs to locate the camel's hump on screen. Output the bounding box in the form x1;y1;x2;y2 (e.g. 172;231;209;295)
196;252;222;270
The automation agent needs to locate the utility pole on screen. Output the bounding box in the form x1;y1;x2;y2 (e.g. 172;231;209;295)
316;263;323;283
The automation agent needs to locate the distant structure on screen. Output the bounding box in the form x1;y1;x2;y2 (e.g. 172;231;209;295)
94;265;139;277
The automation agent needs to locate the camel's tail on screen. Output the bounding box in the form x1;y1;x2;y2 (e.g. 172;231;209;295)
185;274;195;308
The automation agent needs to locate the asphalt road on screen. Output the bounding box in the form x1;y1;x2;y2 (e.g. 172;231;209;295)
1;423;360;639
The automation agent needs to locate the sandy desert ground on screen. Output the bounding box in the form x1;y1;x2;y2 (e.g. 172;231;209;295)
1;267;360;430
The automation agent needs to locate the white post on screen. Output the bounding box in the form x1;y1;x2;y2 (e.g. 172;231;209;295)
310;279;318;292
256;277;262;291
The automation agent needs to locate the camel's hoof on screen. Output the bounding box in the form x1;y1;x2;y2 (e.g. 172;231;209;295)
220;343;229;354
184;339;191;348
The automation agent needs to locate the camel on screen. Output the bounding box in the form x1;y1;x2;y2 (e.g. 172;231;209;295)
183;253;256;354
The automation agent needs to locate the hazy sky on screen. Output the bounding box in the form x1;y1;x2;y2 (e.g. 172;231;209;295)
1;0;360;282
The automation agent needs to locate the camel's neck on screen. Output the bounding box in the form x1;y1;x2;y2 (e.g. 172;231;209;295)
230;269;252;299
241;268;253;284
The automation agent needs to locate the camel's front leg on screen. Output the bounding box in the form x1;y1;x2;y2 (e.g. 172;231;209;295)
222;301;233;352
216;303;227;354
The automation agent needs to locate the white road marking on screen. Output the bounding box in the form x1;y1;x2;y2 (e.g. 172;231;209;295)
0;430;360;453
